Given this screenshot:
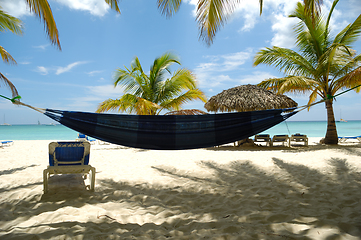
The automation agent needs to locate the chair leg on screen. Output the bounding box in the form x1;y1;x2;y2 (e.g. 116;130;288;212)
90;167;96;191
43;169;49;194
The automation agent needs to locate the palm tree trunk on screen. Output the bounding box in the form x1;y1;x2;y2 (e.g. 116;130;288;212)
323;100;338;144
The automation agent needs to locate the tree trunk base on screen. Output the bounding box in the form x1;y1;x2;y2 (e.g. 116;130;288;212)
320;138;338;145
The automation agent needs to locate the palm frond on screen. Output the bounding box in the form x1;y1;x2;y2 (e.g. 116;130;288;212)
103;52;205;115
0;72;19;97
26;0;61;50
333;52;361;79
303;0;323;22
161;89;207;111
333;14;361;46
334;66;361;91
157;0;181;18
258;76;317;95
254;46;315;77
325;0;338;37
156;69;197;103
104;0;121;13
96;98;124;113
96;94;161;115
318;43;357;83
0;46;16;64
113;66;147;97
197;0;239;45
307;88;319;110
150;52;180;85
290;2;327;60
259;0;263;14
0;9;23;34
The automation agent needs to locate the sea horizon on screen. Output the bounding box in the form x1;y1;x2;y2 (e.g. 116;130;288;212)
1;120;360;140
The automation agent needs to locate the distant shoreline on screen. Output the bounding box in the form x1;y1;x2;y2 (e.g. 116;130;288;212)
1;121;361;140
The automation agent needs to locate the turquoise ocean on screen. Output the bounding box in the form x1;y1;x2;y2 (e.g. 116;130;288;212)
1;120;360;140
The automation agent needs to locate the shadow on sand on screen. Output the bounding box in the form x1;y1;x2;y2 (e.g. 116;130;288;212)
1;147;361;239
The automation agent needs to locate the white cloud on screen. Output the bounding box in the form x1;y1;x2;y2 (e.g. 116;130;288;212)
36;66;49;75
86;70;104;76
271;14;298;48
183;0;300;47
348;0;361;18
237;71;277;85
193;50;253;89
0;0;31;17
87;84;124;98
34;61;88;75
0;0;111;18
55;61;88;75
33;44;50;50
222;50;253;70
65;84;125;110
55;0;111;16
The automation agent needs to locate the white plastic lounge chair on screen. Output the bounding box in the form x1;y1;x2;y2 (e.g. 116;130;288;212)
338;135;361;143
254;134;272;146
43;141;96;193
290;133;308;146
272;135;290;147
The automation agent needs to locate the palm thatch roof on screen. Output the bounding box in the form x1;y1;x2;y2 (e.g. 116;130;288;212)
204;84;297;112
165;109;208;115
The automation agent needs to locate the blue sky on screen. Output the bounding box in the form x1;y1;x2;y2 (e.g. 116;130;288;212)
1;0;360;124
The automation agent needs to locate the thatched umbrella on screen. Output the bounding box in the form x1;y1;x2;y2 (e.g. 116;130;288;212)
204;84;297;146
204;84;297;112
165;109;208;115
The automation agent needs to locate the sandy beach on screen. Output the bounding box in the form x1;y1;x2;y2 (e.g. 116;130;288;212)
1;138;361;239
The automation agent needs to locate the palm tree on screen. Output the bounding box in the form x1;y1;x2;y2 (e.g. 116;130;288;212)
13;0;121;50
157;0;323;45
0;9;23;97
96;52;207;115
0;0;120;96
253;0;361;144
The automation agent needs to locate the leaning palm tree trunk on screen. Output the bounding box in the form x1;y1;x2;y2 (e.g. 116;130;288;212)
324;100;338;144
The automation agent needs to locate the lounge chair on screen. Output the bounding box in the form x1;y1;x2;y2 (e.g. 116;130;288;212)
254;134;272;146
1;140;13;147
338;135;361;143
76;133;88;141
76;133;96;144
272;135;290;147
43;141;96;193
290;133;308;146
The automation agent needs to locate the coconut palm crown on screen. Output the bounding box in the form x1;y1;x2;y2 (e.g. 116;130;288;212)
97;52;207;115
253;0;361;144
0;8;22;97
0;0;120;97
158;0;323;45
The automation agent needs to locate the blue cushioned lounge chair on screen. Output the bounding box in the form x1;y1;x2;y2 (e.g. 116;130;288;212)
76;133;96;144
1;140;13;147
43;141;96;193
338;135;361;143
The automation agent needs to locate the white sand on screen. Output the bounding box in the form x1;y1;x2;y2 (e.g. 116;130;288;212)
1;139;361;239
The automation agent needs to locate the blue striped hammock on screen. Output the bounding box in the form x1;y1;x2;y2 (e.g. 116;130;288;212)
42;108;297;150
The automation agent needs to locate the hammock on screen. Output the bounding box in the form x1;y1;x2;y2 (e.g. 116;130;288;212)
0;95;298;149
41;108;297;150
